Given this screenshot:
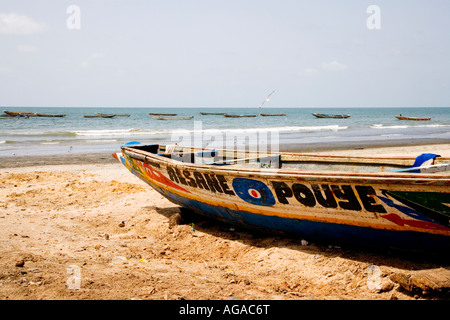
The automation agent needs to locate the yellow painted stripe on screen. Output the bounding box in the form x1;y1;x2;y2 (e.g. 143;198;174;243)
132;168;450;237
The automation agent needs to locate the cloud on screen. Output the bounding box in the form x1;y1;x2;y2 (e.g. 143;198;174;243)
303;68;319;77
0;13;45;35
322;60;347;71
17;44;39;52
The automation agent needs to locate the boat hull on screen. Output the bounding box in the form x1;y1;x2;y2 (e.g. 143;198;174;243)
312;113;350;119
115;146;450;253
396;116;431;121
151;115;193;120
224;114;258;118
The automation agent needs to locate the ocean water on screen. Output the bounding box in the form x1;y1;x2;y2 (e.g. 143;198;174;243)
0;106;449;156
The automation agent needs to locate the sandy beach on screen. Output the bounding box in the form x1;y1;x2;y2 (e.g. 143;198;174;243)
1;143;449;300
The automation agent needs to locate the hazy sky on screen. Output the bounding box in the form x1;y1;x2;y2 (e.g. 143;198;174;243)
1;0;449;108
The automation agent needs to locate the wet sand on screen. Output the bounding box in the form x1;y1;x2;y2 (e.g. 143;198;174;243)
0;143;449;300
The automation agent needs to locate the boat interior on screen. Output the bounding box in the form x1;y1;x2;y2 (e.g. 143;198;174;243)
122;144;450;174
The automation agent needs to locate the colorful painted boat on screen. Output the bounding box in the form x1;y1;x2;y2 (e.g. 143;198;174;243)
200;112;226;115
83;114;115;118
4;111;37;117
260;113;286;116
396;115;431;121
114;144;450;253
149;113;178;116
151;115;194;120
96;113;116;118
312;113;350;119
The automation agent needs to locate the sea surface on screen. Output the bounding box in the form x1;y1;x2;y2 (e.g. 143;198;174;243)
0;106;449;156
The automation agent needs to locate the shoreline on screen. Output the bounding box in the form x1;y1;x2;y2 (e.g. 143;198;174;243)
1;141;449;169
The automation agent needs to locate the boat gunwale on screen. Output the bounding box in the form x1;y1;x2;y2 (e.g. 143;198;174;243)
121;146;450;184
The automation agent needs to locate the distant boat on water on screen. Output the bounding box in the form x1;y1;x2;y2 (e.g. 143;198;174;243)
83;113;116;118
4;111;37;117
312;113;351;119
260;113;286;116
149;113;177;116
151;115;194;120
96;113;116;118
396;115;431;121
36;113;66;117
3;111;66;118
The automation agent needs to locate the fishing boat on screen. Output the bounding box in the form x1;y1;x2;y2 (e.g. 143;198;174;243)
83;113;115;118
151;115;193;120
312;113;351;119
96;113;116;118
4;111;37;117
36;113;66;117
200;112;226;115
223;114;258;118
149;113;178;116
260;113;286;116
114;144;450;254
396;115;431;121
114;114;130;117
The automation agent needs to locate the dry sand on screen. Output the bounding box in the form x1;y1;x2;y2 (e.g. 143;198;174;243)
1;144;449;301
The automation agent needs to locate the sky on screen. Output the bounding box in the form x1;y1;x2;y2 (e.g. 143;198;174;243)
0;0;449;108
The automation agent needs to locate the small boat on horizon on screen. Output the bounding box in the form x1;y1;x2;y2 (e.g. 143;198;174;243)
223;114;258;118
96;113;116;118
114;143;450;254
83;113;115;118
396;115;431;121
312;113;351;119
200;112;226;115
260;113;286;116
151;115;194;120
36;113;66;117
149;113;178;116
4;110;37;117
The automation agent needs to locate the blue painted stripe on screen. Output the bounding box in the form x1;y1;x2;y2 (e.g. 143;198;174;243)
157;187;450;254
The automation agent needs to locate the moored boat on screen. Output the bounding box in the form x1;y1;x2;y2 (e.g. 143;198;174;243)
200;112;226;115
396;115;431;121
4;110;37;117
36;113;66;117
223;114;258;118
260;113;286;116
149;113;178;116
312;113;351;119
114;144;450;254
83;114;115;118
97;113;116;118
